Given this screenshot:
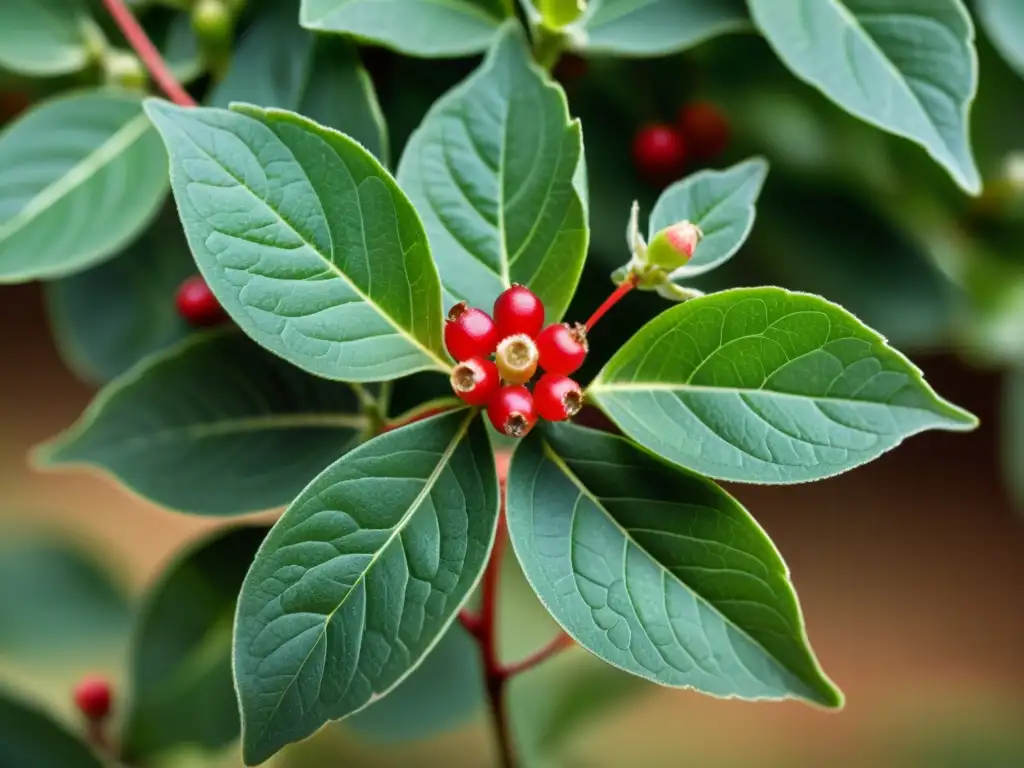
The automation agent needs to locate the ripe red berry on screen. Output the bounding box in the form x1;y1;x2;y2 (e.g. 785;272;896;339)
487;385;537;438
677;101;730;161
444;302;499;361
534;374;584;422
73;676;112;721
449;357;500;406
493;284;545;339
495;334;539;384
175;275;225;327
536;322;588;376
633;124;686;183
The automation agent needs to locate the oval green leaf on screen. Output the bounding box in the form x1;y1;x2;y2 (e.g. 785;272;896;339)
122;526;269;763
649;157;768;280
233;410;498;765
748;0;980;194
976;0;1024;80
577;0;749;56
300;0;509;57
143;99;447;381
506;422;842;706
0;0;92;77
589;287;978;484
397;21;587;321
0;90;169;283
35;331;369;516
0;690;103;768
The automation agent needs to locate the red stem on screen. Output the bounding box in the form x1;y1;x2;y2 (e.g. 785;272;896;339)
102;0;196;107
585;277;638;332
499;633;576;678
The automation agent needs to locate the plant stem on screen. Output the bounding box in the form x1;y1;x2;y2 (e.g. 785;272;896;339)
500;632;576;677
585;277;638;331
102;0;196;106
479;511;516;768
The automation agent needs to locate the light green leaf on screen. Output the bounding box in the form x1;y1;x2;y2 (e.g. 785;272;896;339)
144;99;448;381
397;22;587;321
300;0;509;57
36;331;369;516
747;0;980;194
976;0;1024;80
506;422;842;706
1003;368;1024;511
578;0;750;56
43;211;195;384
0;690;103;768
0;90;169;282
589;287;978;484
234;410;498;765
0;0;93;77
122;526;269;763
649;157;768;280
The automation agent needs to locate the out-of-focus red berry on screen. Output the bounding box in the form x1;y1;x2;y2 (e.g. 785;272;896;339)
632;124;686;183
677;101;730;161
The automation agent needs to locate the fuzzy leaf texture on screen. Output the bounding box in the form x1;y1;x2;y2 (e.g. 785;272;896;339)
0;691;103;768
747;0;981;194
398;22;587;321
506;423;842;706
144;100;447;381
37;332;368;516
588;287;978;484
233;410;498;765
0;0;92;76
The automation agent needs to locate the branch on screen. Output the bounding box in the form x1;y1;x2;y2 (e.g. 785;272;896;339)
585;277;638;332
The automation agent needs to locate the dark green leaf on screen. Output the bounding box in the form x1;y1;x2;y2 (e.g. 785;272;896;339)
144;99;448;381
233;410;498;765
588;287;977;484
0;690;103;768
976;0;1024;80
578;0;749;56
122;526;269;763
506;422;842;706
397;22;587;321
36;331;368;516
0;0;93;77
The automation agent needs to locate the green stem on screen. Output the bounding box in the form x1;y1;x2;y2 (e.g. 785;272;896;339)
532;24;567;72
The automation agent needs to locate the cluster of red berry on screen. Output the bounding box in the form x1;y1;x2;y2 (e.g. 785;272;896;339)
633;101;730;184
445;285;587;438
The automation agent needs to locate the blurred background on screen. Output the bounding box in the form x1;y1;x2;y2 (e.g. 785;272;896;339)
2;1;1024;766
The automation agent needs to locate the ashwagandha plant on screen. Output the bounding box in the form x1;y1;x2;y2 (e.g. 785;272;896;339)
0;0;996;766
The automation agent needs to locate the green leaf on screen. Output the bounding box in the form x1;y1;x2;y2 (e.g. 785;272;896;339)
122;526;269;763
163;12;204;85
345;624;483;743
1003;368;1024;511
397;22;587;321
649;157;768;280
578;0;750;56
747;0;980;194
506;422;842;707
43;211;195;384
0;0;93;77
234;410;498;765
0;90;169;283
588;286;978;484
144;99;448;381
976;0;1024;80
0;690;103;768
36;331;368;516
300;0;509;57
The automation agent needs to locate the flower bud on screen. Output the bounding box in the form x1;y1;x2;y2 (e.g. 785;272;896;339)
646;221;703;271
539;0;587;29
102;49;147;91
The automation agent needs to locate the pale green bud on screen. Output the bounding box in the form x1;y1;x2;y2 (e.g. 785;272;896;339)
646;220;703;271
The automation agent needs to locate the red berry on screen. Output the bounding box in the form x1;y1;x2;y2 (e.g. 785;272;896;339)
444;302;499;361
487;385;537;438
677;101;730;161
73;676;112;721
633;124;686;183
493;284;545;339
536;322;588;376
495;334;539;384
534;374;584;422
175;275;225;327
449;357;500;406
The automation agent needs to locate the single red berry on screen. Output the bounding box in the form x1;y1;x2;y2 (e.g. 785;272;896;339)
444;302;499;361
495;333;539;384
493;284;545;339
450;357;501;406
536;322;588;376
677;101;730;161
534;373;584;422
73;676;112;721
175;275;225;327
632;124;686;183
487;385;537;438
